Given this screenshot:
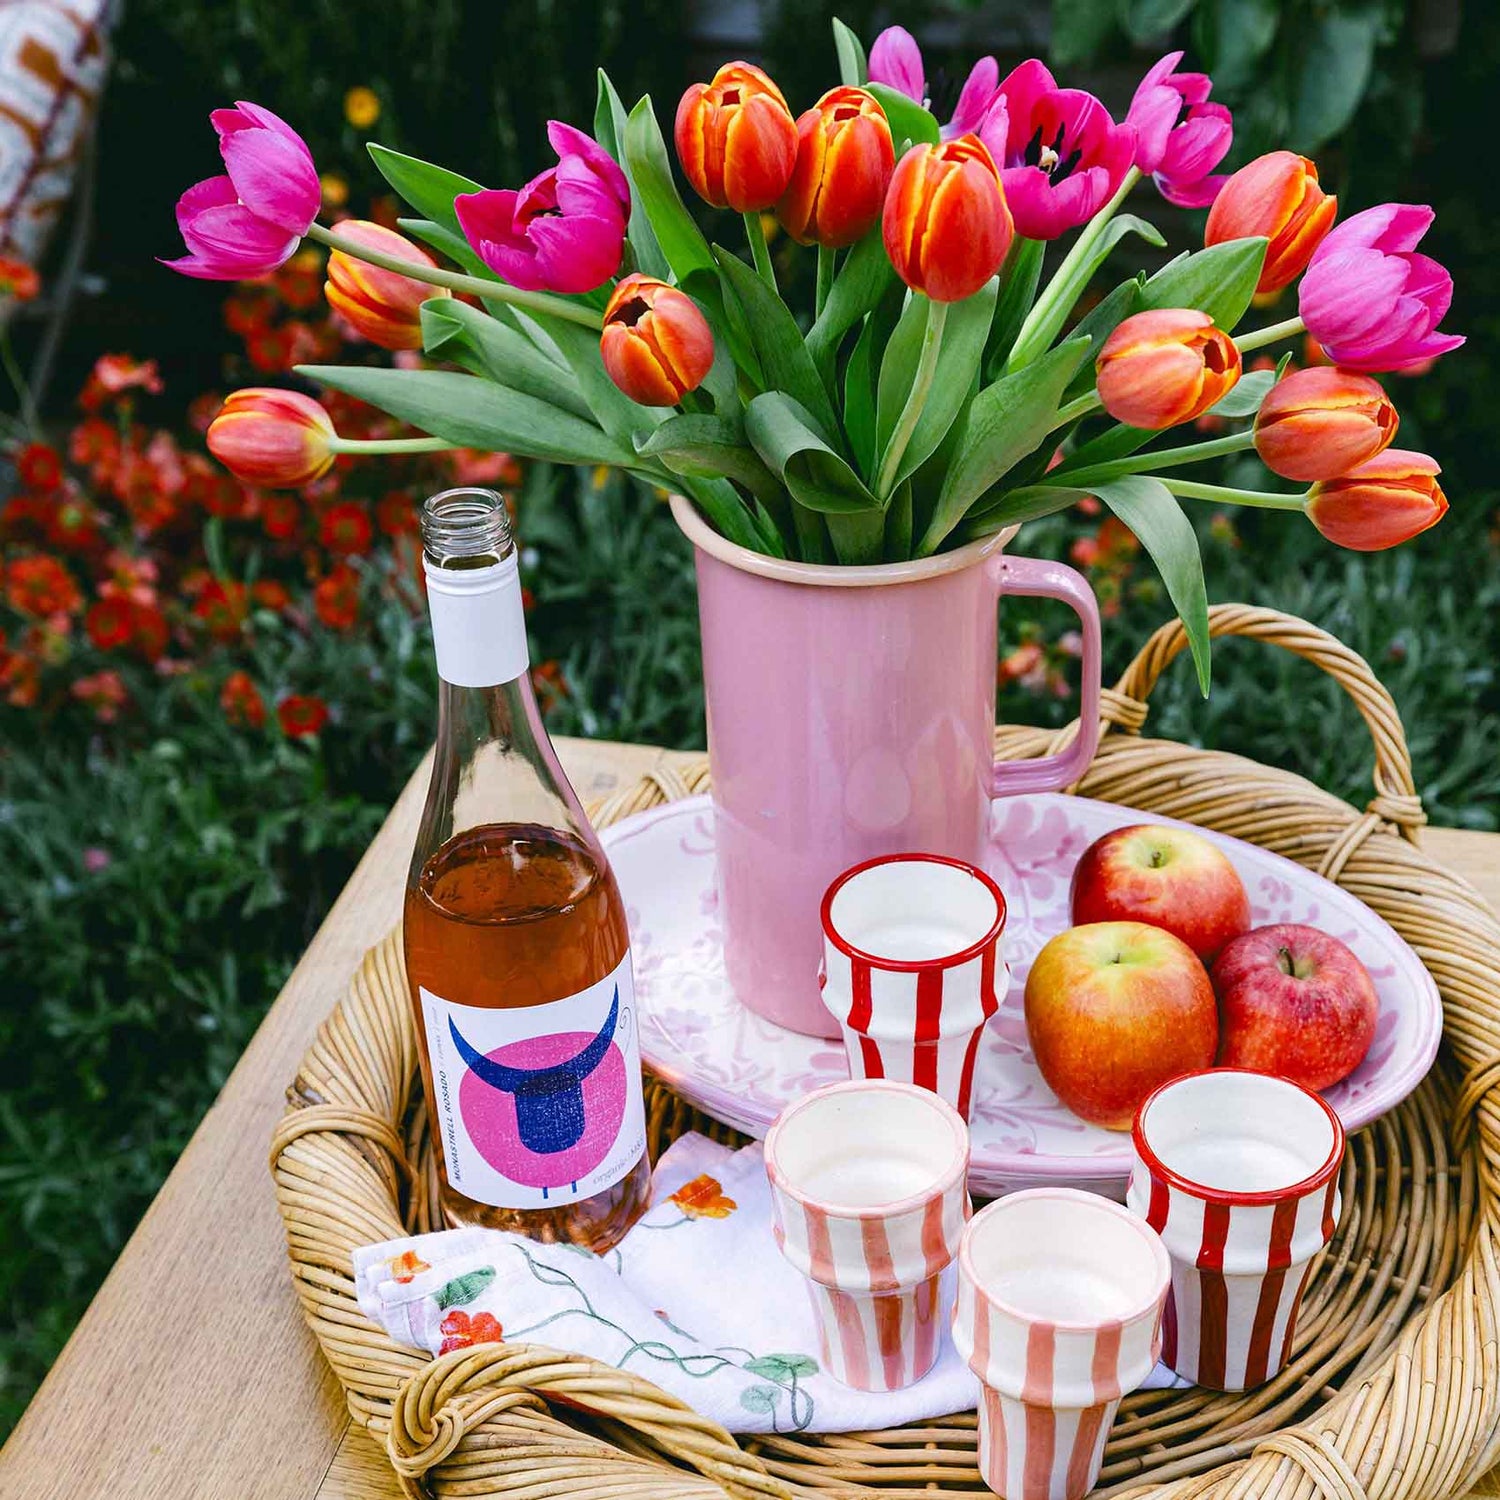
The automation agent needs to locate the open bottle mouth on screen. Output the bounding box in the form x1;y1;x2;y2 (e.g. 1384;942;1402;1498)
421;487;516;569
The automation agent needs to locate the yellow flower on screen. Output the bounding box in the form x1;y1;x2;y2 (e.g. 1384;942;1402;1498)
590;465;610;491
668;1173;738;1219
344;86;381;130
320;172;350;209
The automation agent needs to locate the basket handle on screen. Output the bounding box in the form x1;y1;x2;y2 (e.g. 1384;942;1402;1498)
1109;604;1425;840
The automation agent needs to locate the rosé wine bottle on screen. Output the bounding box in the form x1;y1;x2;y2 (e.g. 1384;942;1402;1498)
403;488;650;1251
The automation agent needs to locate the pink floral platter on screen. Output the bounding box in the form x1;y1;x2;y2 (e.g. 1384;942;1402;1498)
603;793;1444;1197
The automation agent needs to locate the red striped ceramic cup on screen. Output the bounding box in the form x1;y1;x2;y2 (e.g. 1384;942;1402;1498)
1126;1068;1345;1391
764;1079;971;1391
952;1188;1170;1500
819;854;1007;1120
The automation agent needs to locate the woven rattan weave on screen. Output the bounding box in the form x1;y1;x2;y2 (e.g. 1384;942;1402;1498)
272;605;1500;1500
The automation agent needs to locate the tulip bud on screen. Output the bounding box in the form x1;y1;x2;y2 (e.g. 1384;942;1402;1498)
600;274;715;407
777;87;894;249
207;389;336;489
675;63;799;214
1095;309;1242;429
882;136;1013;303
1205;152;1336;295
325;220;447;350
1306;449;1447;551
1253;366;1398;482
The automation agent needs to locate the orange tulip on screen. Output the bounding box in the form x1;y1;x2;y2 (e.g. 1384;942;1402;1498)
777;87;894;249
1205;152;1337;294
675;62;798;214
1306;449;1447;551
1096;309;1242;429
1253;366;1398;482
325;220;447;350
881;135;1013;303
600;274;715;407
207;389;336;488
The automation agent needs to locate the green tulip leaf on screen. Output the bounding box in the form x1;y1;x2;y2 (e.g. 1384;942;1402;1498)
680;473;786;556
964;482;1093;533
745;392;878;516
1206;367;1278;419
806;227;898;383
1292;9;1380;152
1140;238;1269;332
876;278;998;490
297;364;634;469
918;336;1091;554
368;145;482;239
866;83;941;150
1093;475;1212;694
625;97;716;285
984;236;1046;381
1007;215;1165;371
397;217;498;281
842;282;906;481
1122;0;1198;43
636;414;781;502
420;301;593;421
715;249;841;440
595;72;671;282
1061;274;1147;400
832;18;868;86
1053;420;1155;476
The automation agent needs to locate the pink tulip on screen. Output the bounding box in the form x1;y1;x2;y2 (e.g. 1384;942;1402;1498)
1127;52;1232;208
867;28;1007;145
985;60;1135;240
163;102;320;280
1299;204;1465;372
455;122;629;295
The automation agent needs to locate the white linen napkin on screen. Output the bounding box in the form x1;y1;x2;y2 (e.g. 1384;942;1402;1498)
354;1133;1185;1435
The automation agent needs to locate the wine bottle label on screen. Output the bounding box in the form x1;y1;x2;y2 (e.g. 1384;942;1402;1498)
424;552;529;688
418;955;646;1210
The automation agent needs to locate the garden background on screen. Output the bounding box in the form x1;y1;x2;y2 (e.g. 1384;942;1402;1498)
0;0;1492;1438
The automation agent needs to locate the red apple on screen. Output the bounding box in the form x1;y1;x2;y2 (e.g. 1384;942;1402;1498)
1213;923;1378;1091
1024;921;1219;1130
1071;823;1251;962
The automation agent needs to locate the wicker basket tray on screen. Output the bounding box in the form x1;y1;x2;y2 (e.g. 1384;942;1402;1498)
271;604;1500;1500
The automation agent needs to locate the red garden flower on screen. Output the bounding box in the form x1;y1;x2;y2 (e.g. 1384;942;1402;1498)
46;496;106;554
193;578;249;641
85;597;136;651
313;564;360;630
375;491;418;537
278;693;329;737
6;555;82;618
251;579;291;612
17;444;62;491
437;1309;504;1355
0;255;40;301
0;630;42;707
130;602;170;663
261;492;303;541
71;670;129;723
221;670;268;729
80;354;164;412
318;501;374;555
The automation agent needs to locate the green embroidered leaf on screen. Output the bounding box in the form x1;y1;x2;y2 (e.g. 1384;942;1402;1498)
368;145;481;238
740;1384;780;1414
866;83;941;148
595;71;671;282
1093;476;1212;695
746;1353;820;1382
832;17;867;85
918;337;1091;554
1140;238;1268;332
434;1266;496;1310
625;97;715;284
297;365;634;469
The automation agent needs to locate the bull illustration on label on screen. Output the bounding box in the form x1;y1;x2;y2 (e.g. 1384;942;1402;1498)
449;988;630;1195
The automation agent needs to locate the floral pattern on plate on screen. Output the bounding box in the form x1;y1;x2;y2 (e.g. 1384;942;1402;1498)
604;794;1442;1196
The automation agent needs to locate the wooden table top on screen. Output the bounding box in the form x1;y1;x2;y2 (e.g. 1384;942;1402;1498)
3;734;1498;1500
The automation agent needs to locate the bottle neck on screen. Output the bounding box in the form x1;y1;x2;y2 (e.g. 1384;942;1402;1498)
424;550;529;689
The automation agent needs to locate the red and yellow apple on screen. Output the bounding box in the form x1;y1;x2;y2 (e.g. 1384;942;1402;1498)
1212;923;1378;1091
1070;823;1251;962
1024;921;1219;1129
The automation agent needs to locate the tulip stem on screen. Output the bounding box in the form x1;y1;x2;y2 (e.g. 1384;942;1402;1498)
744;212;777;291
816;245;836;319
306;222;604;330
1058;430;1256;487
1158;477;1308;510
876;297;947;501
329;436;456;456
1235;316;1305;355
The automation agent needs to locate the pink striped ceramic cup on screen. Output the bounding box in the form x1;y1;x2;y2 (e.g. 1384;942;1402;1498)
1126;1068;1345;1392
819;854;1007;1120
952;1188;1170;1500
764;1079;971;1391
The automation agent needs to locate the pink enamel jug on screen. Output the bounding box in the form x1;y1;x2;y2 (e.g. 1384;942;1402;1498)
670;495;1103;1039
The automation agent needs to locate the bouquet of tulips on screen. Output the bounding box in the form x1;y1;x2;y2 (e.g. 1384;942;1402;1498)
174;21;1461;690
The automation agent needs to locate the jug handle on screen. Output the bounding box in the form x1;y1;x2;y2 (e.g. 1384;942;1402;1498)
985;553;1103;797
